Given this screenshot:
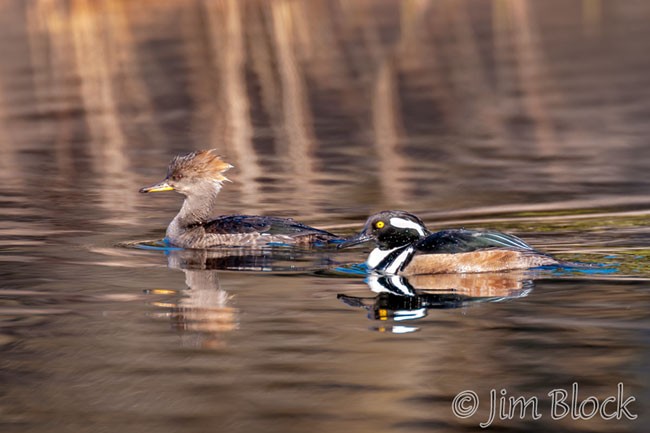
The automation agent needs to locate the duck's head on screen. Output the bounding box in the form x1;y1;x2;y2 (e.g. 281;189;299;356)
339;210;430;250
139;150;233;197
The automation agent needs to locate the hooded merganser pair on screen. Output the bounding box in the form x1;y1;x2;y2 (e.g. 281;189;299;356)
140;151;558;274
339;210;558;275
140;150;339;248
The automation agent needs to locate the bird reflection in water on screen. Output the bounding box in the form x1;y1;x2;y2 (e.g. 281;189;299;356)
144;244;345;348
338;272;534;333
147;249;240;349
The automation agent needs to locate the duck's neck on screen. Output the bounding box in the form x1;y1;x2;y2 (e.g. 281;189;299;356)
167;182;222;238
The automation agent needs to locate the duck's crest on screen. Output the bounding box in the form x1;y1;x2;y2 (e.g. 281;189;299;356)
168;149;233;182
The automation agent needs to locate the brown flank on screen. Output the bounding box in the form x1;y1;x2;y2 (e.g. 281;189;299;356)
401;249;558;276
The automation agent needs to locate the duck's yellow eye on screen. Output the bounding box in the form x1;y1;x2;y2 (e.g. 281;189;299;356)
375;221;385;229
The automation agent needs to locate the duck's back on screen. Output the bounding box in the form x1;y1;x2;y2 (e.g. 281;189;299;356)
200;215;339;246
413;229;536;253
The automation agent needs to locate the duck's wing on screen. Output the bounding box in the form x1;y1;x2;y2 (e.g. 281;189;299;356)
203;215;340;241
414;229;537;254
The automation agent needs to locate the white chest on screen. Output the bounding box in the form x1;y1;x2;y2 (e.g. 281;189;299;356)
366;246;414;274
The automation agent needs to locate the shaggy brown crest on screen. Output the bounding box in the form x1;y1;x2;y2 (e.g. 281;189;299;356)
167;149;233;182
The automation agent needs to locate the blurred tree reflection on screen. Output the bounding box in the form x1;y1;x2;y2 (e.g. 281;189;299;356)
0;0;648;228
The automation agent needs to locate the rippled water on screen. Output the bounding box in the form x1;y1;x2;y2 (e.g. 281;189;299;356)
1;1;650;432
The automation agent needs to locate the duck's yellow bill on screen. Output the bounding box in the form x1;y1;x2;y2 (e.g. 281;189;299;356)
139;181;174;193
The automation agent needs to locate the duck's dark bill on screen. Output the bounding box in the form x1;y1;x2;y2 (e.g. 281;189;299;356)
337;233;373;249
139;180;174;193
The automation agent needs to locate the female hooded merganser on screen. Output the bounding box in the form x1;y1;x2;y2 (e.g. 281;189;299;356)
339;210;558;275
139;150;339;248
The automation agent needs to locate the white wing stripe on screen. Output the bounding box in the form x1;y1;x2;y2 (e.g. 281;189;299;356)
488;233;531;249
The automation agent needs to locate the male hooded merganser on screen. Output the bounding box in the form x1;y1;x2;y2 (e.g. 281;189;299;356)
339;210;558;275
139;150;339;248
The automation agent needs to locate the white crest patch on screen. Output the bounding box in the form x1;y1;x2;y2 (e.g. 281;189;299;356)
394;309;427;322
390;325;419;333
389;217;426;236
